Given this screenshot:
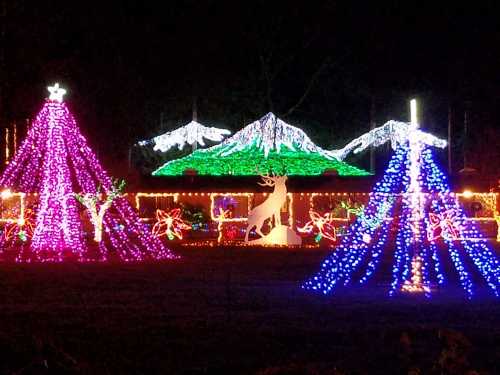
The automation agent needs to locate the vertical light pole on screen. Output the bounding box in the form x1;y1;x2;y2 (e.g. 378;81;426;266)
192;96;198;152
408;98;423;243
401;98;429;294
459;101;475;174
13;121;16;157
369;95;376;173
4;126;8;164
410;98;418;126
463;104;468;170
448;104;452;174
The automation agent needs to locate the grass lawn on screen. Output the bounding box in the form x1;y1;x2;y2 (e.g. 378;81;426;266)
0;244;499;374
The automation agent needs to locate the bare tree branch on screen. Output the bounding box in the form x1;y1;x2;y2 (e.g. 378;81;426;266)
272;32;320;80
282;57;331;118
260;55;274;113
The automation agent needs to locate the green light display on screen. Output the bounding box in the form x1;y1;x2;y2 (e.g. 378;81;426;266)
153;146;370;176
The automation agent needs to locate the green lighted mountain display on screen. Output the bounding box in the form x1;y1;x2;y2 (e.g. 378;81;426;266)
152;113;370;176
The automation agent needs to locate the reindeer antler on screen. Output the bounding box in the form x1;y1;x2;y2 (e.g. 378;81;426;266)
258;173;276;187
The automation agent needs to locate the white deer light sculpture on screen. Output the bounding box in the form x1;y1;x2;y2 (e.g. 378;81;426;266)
245;173;301;245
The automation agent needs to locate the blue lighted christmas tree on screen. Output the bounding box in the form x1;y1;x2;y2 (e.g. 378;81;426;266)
303;100;500;298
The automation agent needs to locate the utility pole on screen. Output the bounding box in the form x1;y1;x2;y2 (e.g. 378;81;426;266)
447;104;452;174
0;0;6;134
369;95;376;174
459;100;475;174
192;96;198;152
192;95;198;122
463;103;468;170
160;111;164;130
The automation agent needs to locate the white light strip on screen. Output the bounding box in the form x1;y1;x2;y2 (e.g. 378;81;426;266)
410;98;418;126
138;121;231;152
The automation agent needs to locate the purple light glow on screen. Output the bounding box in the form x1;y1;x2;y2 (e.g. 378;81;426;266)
0;95;176;262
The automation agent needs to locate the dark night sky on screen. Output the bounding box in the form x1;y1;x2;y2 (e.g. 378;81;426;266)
1;1;499;176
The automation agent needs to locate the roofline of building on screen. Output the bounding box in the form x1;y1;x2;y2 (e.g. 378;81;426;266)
136;174;497;193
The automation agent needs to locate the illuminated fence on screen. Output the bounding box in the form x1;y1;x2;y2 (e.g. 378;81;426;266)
135;193;179;222
0;190;25;225
307;192;370;222
1;190;498;243
456;192;499;240
210;193;253;222
81;191;500;243
456;192;497;218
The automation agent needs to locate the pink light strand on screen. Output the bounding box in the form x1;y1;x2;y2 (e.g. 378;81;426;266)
64;107;175;260
69;120;175;260
31;102;85;260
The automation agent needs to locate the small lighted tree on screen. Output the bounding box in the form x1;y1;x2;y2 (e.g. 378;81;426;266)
495;212;500;242
214;208;230;244
75;179;126;243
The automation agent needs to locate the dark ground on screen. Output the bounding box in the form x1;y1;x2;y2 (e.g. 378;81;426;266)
0;244;499;375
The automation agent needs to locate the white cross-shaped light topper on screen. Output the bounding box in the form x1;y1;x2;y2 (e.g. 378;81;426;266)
47;83;67;102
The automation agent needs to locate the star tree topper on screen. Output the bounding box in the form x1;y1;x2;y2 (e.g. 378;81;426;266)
47;83;67;103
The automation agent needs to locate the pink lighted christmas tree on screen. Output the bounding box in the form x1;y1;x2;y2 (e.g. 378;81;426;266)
0;83;176;262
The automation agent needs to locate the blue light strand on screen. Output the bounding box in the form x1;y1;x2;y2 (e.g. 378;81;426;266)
423;151;499;295
444;237;474;298
420;244;432;298
359;216;392;284
417;154;441;295
431;242;445;285
389;195;414;296
444;204;499;294
423;159;474;297
303;145;408;293
389;147;416;296
423;211;445;287
339;148;409;286
339;196;398;287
